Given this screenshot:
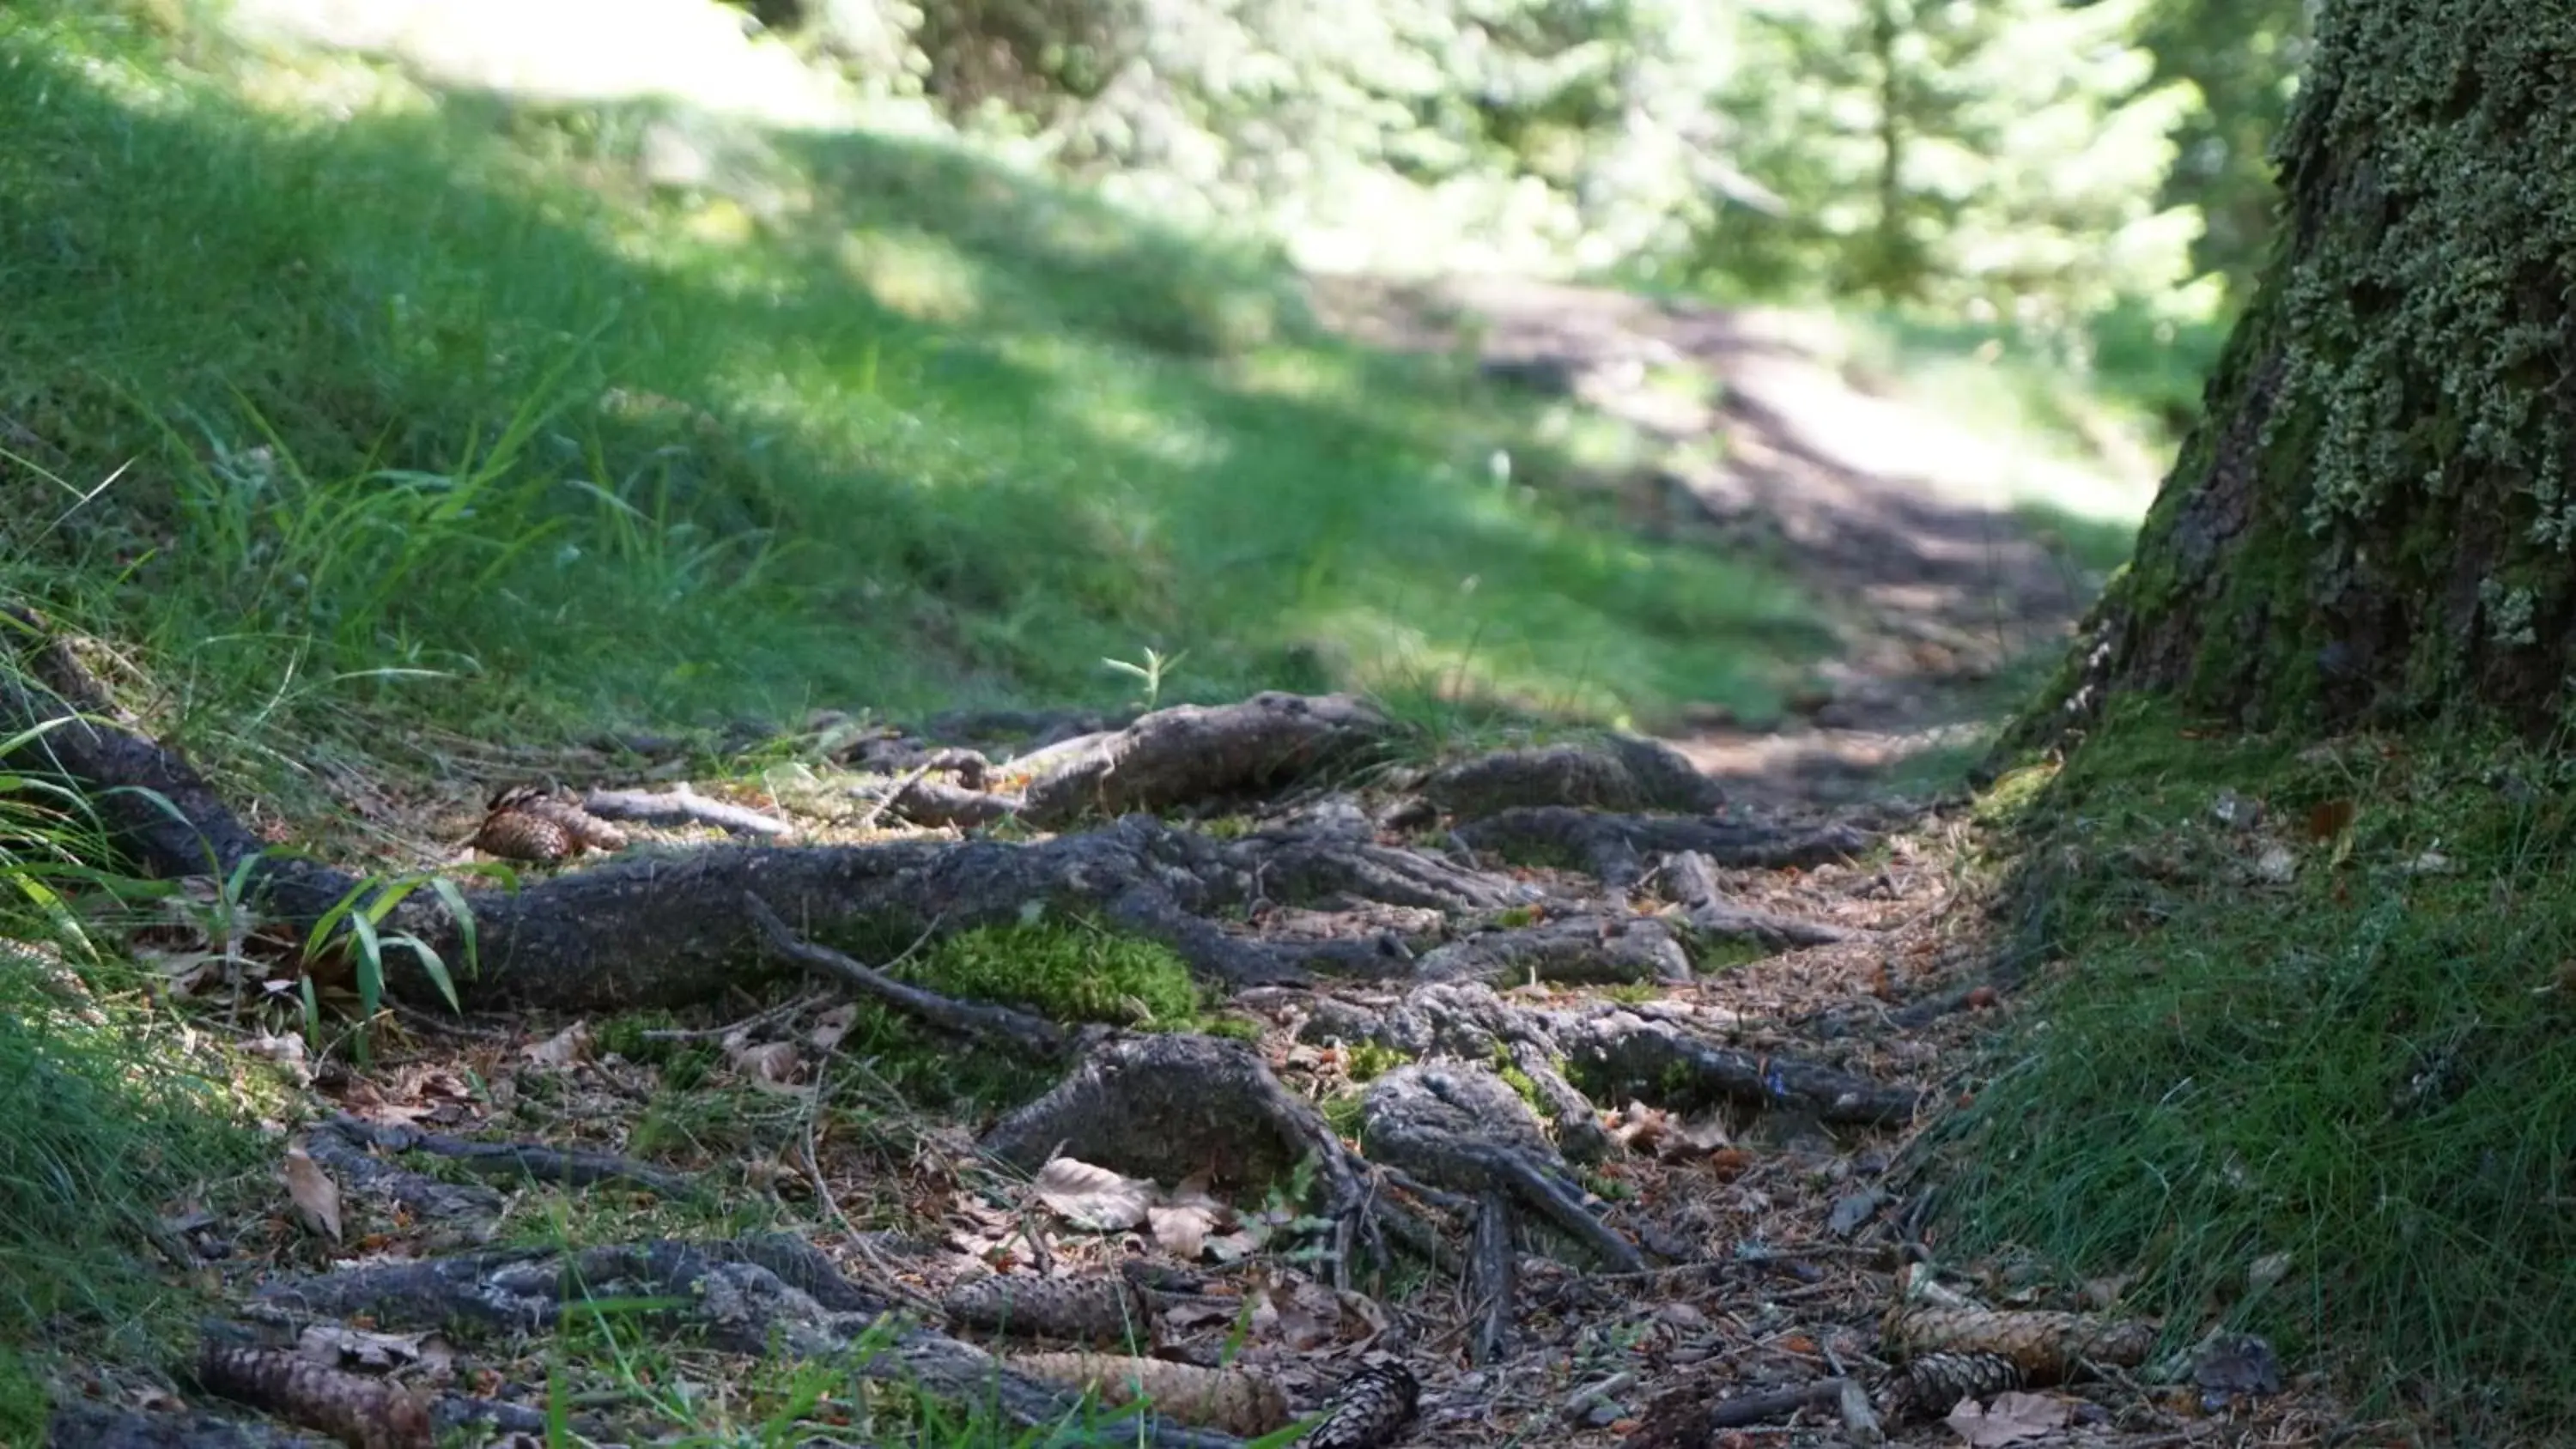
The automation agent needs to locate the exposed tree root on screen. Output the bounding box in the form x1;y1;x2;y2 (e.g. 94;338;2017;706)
1360;1064;1646;1272
1454;805;1872;876
1017;691;1396;828
232;1238;1254;1448
1662;848;1860;950
979;1033;1400;1288
1419;736;1723;821
315;1113;700;1200
46;1402;332;1449
1414;913;1692;986
1551;1006;1927;1126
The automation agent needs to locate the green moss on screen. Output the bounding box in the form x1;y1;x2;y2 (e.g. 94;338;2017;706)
1200;1015;1264;1043
597;1011;686;1064
907;919;1201;1028
1346;1041;1410;1082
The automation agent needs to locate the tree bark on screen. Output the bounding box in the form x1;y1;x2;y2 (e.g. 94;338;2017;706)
2019;3;2576;743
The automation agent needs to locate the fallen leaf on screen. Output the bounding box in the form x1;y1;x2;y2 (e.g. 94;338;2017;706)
2251;842;2298;884
2246;1250;2293;1293
1826;1187;1886;1238
1033;1157;1154;1232
1945;1391;2075;1446
726;1038;802;1085
810;1003;859;1052
1148;1175;1233;1259
2191;1331;2283;1398
2303;798;2356;841
525;1020;592;1069
282;1146;342;1242
1677;1113;1732;1153
1610;1100;1677;1155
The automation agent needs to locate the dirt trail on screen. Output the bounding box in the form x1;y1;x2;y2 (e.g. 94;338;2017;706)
1309;272;2158;806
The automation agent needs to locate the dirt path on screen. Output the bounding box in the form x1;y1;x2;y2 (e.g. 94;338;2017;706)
1308;272;2159;807
21;606;2349;1448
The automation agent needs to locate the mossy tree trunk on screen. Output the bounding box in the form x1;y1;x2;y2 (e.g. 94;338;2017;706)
2033;3;2576;743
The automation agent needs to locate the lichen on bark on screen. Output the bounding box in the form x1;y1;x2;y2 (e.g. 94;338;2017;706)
2028;1;2576;744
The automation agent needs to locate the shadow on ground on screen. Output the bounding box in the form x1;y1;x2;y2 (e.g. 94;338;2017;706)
1308;274;2154;804
1;16;1832;759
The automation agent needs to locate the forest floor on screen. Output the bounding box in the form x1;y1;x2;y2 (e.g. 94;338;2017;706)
26;280;2356;1448
1306;272;2150;809
10;6;2397;1448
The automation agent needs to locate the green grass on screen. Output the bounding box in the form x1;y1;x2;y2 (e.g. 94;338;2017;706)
0;0;1832;817
0;922;262;1361
1935;700;2576;1437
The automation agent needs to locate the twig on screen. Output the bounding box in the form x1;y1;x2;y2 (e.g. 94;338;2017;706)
639;988;830;1043
852;763;934;833
743;892;1069;1058
582;785;793;838
1705;1378;1866;1430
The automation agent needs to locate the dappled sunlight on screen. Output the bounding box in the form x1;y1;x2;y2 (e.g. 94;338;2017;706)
222;0;867;127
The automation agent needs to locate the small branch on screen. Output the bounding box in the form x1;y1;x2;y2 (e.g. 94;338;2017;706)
1704;1378;1868;1431
743;892;1070;1059
853;763;935;833
582;785;792;839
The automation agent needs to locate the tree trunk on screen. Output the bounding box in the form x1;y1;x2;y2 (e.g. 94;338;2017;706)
2025;3;2576;743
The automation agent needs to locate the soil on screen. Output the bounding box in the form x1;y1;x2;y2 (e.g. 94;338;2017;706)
1305;271;2156;809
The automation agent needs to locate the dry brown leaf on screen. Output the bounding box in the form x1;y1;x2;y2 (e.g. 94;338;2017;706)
1034;1157;1154;1232
524;1020;592;1069
726;1038;803;1085
1148;1174;1233;1259
1944;1391;2075;1446
1204;1228;1264;1262
1677;1112;1733;1153
282;1146;342;1242
1610;1100;1676;1154
1268;1279;1346;1350
810;1003;859;1052
242;1033;311;1084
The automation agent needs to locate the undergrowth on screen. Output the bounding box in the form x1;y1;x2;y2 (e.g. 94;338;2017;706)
1935;699;2576;1437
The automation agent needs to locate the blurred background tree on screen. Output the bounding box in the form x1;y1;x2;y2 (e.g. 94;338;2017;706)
750;0;2306;354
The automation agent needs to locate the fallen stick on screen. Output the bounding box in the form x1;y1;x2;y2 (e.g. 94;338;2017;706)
582;785;792;838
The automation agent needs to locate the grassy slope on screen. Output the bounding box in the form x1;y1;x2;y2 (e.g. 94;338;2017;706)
1938;701;2576;1434
0;3;1833;816
0;0;1838;1404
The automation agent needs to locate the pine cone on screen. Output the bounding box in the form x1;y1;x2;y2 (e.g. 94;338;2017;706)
1305;1360;1420;1449
468;806;572;862
1876;1350;2023;1422
196;1342;433;1449
471;784;627;858
518;792;629;851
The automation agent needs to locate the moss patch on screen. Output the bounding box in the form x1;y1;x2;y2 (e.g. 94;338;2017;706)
906;919;1200;1028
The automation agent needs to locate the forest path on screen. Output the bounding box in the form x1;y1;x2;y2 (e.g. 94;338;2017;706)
1307;272;2162;805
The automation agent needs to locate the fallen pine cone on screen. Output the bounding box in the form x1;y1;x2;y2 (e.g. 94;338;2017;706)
1875;1350;2022;1422
1305;1359;1420;1449
468;784;629;861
